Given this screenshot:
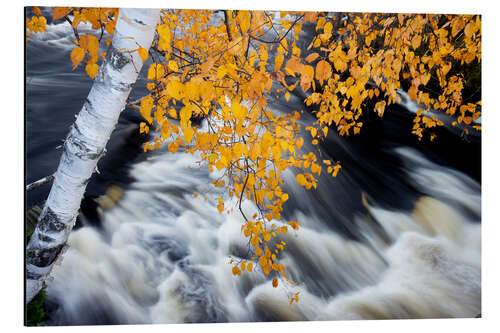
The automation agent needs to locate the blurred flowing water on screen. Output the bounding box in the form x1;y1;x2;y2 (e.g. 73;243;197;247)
26;9;481;325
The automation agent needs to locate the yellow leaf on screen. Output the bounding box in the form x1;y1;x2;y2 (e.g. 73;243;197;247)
70;47;85;70
217;198;224;213
231;102;248;121
167;60;179;72
140;96;154;124
179;104;193;127
296;174;306;186
139;122;149;134
157;24;171;41
147;63;165;81
272;278;278;288
247;262;253;272
324;22;333;35
332;164;342;177
168;108;177;119
85;63;99;79
274;54;284;72
105;21;116;35
201;57;216;74
183;126;194;143
375;101;386;117
167;80;184;100
161;118;171;139
138;47;148;62
168;141;179;154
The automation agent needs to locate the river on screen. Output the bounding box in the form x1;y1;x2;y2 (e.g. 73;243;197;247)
26;8;481;325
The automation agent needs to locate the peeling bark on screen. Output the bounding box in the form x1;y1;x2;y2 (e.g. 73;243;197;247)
26;8;160;304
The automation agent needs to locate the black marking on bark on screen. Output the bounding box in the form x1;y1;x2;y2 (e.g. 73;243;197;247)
27;228;66;268
134;18;146;25
26;241;64;268
72;122;83;137
26;270;42;280
66;132;104;160
37;207;66;234
84;98;94;112
37;234;54;243
110;48;131;70
26;208;68;267
112;81;134;92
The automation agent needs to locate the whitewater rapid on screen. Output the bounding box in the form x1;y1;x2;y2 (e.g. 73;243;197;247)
44;141;480;324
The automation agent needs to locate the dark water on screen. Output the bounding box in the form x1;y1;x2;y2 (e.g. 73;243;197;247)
26;11;481;325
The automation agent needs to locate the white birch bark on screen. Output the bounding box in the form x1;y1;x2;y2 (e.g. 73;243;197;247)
26;8;160;303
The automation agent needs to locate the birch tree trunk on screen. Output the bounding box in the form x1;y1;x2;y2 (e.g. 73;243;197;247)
26;8;160;304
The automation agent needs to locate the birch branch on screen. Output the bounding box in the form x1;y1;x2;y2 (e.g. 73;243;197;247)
26;174;55;192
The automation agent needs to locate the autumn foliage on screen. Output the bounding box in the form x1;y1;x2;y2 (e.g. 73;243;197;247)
27;7;481;302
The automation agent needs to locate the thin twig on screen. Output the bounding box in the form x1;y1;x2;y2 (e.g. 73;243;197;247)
224;10;233;42
26;173;55;191
64;16;80;42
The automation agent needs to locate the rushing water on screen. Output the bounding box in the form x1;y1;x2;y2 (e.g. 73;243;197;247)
26;10;481;325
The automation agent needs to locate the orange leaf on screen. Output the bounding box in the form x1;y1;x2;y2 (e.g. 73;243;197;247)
70;47;85;69
53;7;72;21
232;266;241;276
85;63;99;79
138;47;148;62
85;35;99;62
315;60;332;85
408;85;418;101
33;6;42;16
305;52;319;63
